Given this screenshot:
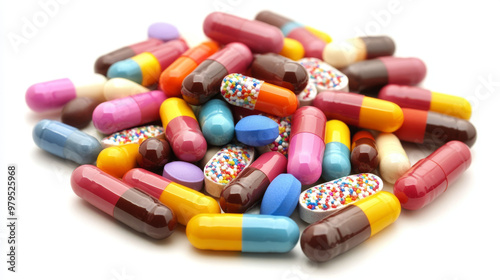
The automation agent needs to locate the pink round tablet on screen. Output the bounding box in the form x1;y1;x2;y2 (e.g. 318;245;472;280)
162;161;204;191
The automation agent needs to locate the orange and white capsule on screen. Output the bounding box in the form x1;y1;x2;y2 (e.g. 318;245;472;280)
220;73;298;117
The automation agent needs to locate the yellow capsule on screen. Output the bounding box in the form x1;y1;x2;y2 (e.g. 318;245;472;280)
96;144;139;178
279;38;305;61
305;26;332;43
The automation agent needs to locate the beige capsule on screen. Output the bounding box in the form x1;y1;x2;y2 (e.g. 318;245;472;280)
375;132;411;184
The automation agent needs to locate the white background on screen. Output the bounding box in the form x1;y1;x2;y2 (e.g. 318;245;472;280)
1;0;500;279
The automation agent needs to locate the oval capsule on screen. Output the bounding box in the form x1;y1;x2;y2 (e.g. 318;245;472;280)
107;40;188;87
204;144;255;198
71;165;176;239
221;73;298;117
322;120;351;181
61;97;101;129
299;173;383;224
94;38;164;76
378;85;472;120
159;41;220;98
26;74;107;112
181;43;253;105
186;214;299;253
298;58;349;92
394;141;472;210
159;97;207;162
93;90;166;135
33;120;102;164
197;99;234;146
250;53;309;94
376;133;411;184
220;151;287;213
342;56;427;92
351;131;380;173
136;138;171;173
300;191;400;262
96;144;139;178
100;125;164;148
102;78;149;101
287;106;326;185
279;38;305;60
313;91;404;132
323;36;396;69
123;168;220;225
203;12;284;54
394;108;477;148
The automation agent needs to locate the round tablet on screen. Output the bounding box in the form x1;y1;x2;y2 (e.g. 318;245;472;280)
261;174;301;217
235;115;279;147
148;22;180;42
163;161;204;191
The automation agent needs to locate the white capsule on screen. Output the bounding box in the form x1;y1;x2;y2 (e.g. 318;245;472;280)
375;132;411;184
103;78;149;100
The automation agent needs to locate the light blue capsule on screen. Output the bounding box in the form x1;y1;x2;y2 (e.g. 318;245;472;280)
198;99;234;146
107;59;143;85
241;214;299;253
322;141;351;181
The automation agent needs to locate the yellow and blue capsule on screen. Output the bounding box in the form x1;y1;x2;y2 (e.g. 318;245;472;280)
322;120;351;181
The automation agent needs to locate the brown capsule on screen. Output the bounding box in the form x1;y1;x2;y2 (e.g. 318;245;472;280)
351;130;379;173
136;138;171;172
250;53;309;94
61;97;101;129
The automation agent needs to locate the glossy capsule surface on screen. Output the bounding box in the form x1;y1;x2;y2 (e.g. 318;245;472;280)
71;165;176;239
279;38;305;60
33;120;102;164
221;73;298;117
93;90;166;135
26;74;107;112
122;168;220;225
160;97;207;162
186;214;299;253
300;191;400;262
376;133;411;184
203;12;284;54
94;38;164;76
107;40;188;87
159;41;219;98
378;85;472;120
342;57;426;92
102;78;150;101
96;144;139;178
323;36;396;69
250;53;309;94
182;43;253;105
198;99;234;146
287;106;326;185
322;120;351;181
61;97;101;129
351;131;380;173
394;108;477;148
136;138;171;173
314;91;404;132
255;11;326;59
220;151;287;213
394;141;471;210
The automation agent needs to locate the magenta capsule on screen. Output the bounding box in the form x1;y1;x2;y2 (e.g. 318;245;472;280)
394;141;472;210
342;57;427;92
287;106;326;185
220;152;287;213
94;38;164;76
255;11;326;59
181;43;253;105
93;90;166;134
71;165;177;239
203;12;284;54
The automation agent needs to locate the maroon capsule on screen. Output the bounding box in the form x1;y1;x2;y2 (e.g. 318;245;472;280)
61;97;101;129
351;131;379;173
136;138;171;173
250;53;309;94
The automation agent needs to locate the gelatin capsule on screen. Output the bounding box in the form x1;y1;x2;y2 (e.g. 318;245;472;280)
136;138;171;173
298;58;349;92
102;78;149;101
375;132;410;184
351;131;380;173
61;97;101;129
96;144;139;178
197;99;234;146
322;120;351;181
279;38;305;61
100;125;164;148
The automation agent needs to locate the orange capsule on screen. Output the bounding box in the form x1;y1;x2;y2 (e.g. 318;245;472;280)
220;73;298;117
159;41;220;98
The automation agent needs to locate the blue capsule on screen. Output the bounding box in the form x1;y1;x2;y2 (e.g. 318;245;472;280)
197;99;234;146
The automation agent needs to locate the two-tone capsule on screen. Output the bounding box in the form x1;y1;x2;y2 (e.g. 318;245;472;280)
322;120;351;181
71;165;176;239
221;73;298;117
376;133;411;184
96;144;139;178
394;108;477;148
93;90;167;134
322;36;396;69
287;106;326;185
33;120;102;164
159;41;220;98
378;85;472;120
107;39;188;87
187;214;299;253
351;131;380;173
160;97;207;162
394;141;471;210
313;91;404;132
220;151;287;213
182;43;253;105
203;12;284;54
300;191;400;262
122;168;220;225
